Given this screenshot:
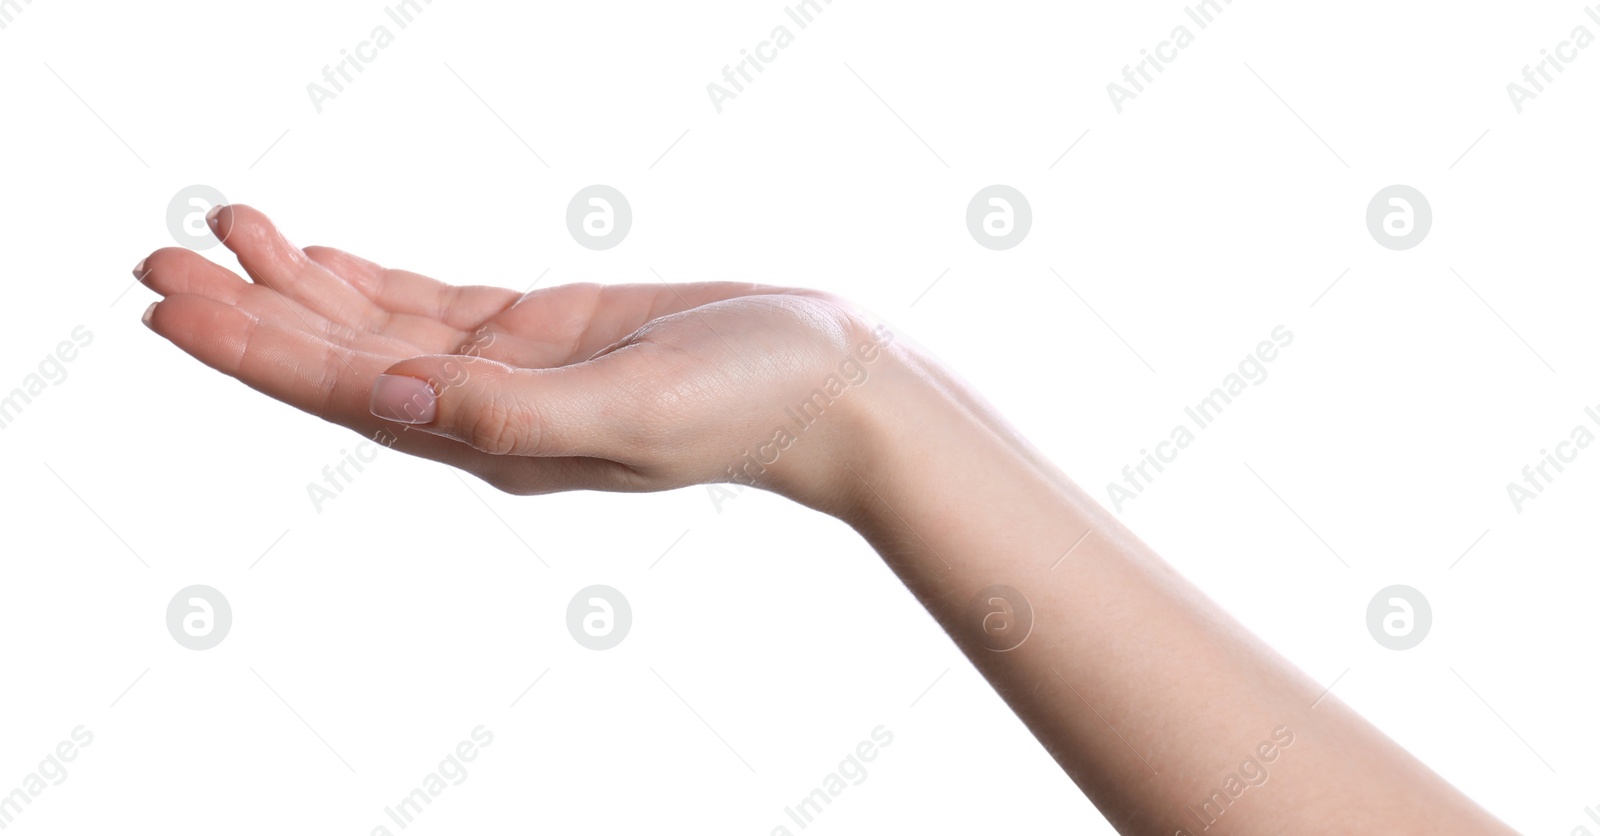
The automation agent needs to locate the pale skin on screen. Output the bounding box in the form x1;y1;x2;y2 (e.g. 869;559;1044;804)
138;205;1516;834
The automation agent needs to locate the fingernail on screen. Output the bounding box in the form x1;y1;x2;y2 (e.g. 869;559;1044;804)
206;204;225;226
141;301;158;327
133;258;147;281
370;374;436;424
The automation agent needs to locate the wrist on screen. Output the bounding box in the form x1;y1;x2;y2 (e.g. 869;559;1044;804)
807;333;1081;566
793;333;963;525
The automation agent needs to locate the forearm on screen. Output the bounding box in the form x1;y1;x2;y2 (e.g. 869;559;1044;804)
138;199;1515;831
821;341;1512;835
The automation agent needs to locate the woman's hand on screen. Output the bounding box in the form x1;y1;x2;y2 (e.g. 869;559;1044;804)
139;203;1515;834
138;205;897;507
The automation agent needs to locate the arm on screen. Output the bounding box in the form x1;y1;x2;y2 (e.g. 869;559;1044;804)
137;205;1514;835
815;341;1514;834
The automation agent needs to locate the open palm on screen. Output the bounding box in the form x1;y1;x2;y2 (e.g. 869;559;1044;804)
139;205;874;498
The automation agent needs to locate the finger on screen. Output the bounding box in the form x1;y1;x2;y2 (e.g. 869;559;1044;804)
300;243;480;347
213;205;384;330
301;245;386;287
142;293;624;492
497;281;793;360
145;291;393;423
135;247;252;302
138;247;449;361
370;346;662;460
304;245;523;330
135;247;340;341
304;244;525;352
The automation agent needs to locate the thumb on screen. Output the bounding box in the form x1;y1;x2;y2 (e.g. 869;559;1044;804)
368;352;643;459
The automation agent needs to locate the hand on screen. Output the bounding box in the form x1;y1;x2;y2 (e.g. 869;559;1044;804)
137;205;1517;835
137;205;894;505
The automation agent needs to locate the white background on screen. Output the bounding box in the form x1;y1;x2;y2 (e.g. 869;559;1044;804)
1;0;1597;832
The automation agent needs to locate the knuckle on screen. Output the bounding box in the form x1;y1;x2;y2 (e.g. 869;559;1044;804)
460;387;540;457
610;360;694;459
